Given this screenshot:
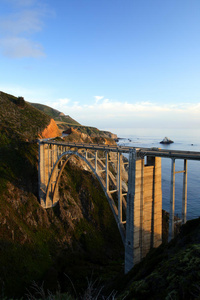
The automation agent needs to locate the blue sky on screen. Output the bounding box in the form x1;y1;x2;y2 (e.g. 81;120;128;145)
1;0;200;134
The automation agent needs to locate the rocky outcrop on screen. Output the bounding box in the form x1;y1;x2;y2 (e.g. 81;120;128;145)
101;130;118;140
39;118;61;139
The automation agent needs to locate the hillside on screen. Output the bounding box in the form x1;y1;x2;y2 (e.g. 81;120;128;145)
113;217;200;299
0;92;123;298
0;92;62;144
30;102;117;140
30;102;80;126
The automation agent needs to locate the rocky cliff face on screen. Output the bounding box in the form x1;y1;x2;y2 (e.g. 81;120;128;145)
63;126;117;145
100;130;118;140
39;118;61;139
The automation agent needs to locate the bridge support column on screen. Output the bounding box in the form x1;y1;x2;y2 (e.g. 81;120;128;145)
45;144;60;208
125;150;162;274
38;142;49;208
168;158;175;242
168;158;188;242
125;149;137;273
117;152;122;224
52;144;59;206
182;159;187;224
95;150;98;173
105;151;109;193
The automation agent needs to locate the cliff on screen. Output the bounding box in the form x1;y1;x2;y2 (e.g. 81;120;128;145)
39;118;61;139
63;126;117;144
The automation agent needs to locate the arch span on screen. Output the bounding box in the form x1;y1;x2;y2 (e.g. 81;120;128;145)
38;141;163;273
44;150;126;244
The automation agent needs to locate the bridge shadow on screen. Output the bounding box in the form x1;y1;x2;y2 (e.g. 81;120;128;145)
0;141;39;196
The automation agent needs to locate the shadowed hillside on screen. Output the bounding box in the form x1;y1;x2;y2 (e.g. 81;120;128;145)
0;92;123;298
111;217;200;300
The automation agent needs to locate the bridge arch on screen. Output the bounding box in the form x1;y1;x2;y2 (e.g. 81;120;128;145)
45;149;126;244
38;141;165;273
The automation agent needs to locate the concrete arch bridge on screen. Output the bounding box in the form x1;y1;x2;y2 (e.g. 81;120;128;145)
38;140;200;273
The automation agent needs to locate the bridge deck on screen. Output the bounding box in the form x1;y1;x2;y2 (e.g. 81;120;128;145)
40;140;200;160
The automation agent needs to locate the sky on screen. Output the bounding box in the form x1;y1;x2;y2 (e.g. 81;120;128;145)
1;0;200;136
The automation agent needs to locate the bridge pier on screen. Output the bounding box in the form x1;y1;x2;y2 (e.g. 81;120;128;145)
168;158;188;242
38;143;49;208
117;152;122;224
50;144;59;206
125;149;162;273
182;159;187;224
38;143;60;208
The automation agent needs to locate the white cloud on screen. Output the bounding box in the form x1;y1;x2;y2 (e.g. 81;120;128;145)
0;37;45;58
0;10;43;35
48;96;200;130
51;98;71;109
1;84;199;130
57;98;71;105
94;95;104;104
0;0;51;58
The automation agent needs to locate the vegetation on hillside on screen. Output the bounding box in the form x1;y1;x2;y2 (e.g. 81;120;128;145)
0;92;123;298
112;217;200;300
62;125;117;139
30;103;80;126
0;92;51;143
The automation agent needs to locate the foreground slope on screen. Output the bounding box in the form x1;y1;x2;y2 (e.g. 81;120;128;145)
114;217;200;300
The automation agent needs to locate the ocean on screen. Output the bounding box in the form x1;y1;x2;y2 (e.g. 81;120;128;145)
110;128;200;220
